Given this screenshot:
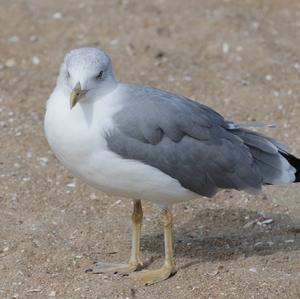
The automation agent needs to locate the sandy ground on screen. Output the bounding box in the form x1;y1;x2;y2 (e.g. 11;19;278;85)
1;0;300;298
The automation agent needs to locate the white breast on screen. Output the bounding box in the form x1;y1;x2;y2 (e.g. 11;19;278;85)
44;87;198;207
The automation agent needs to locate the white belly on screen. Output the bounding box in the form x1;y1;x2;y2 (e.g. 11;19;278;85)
44;88;198;206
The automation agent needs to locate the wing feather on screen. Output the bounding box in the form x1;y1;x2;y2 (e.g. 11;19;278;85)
105;84;295;196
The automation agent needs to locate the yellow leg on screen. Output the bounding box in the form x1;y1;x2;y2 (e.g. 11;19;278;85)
128;200;143;269
130;208;176;285
86;200;143;274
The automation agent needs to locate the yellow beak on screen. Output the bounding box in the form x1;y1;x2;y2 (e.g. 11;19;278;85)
70;82;87;109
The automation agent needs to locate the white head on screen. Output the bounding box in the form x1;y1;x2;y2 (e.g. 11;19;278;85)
58;48;118;108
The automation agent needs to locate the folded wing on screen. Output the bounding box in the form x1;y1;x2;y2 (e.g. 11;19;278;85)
105;85;297;197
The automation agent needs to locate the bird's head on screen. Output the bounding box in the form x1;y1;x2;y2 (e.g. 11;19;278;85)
59;48;117;109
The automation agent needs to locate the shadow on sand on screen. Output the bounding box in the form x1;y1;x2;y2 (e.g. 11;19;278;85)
141;208;300;269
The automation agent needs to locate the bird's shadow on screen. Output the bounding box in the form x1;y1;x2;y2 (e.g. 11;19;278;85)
141;208;300;269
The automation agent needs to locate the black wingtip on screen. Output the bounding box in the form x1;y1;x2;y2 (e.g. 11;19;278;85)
280;152;300;182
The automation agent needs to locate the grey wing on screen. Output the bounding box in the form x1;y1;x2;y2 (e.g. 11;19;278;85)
105;85;295;197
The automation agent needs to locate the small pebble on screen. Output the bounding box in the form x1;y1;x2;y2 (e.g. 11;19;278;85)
26;287;42;293
184;75;192;81
207;270;219;276
30;35;38;42
37;157;49;166
222;42;229;54
155;51;165;59
265;75;272;81
110;39;119;46
48;290;56;297
249;267;257;273
90;193;98;200
32;56;40;65
66;182;76;188
52;12;62;19
293;63;300;70
251;21;260;29
8;36;19;43
5;59;16;68
111;199;121;206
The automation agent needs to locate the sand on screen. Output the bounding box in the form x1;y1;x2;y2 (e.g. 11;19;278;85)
1;1;300;298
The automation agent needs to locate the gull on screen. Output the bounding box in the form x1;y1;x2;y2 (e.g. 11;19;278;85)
44;48;300;284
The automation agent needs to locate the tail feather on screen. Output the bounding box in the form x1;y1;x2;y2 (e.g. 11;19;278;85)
280;152;300;183
232;129;299;184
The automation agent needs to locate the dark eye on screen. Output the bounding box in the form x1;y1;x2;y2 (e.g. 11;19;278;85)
66;71;70;78
96;70;104;80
